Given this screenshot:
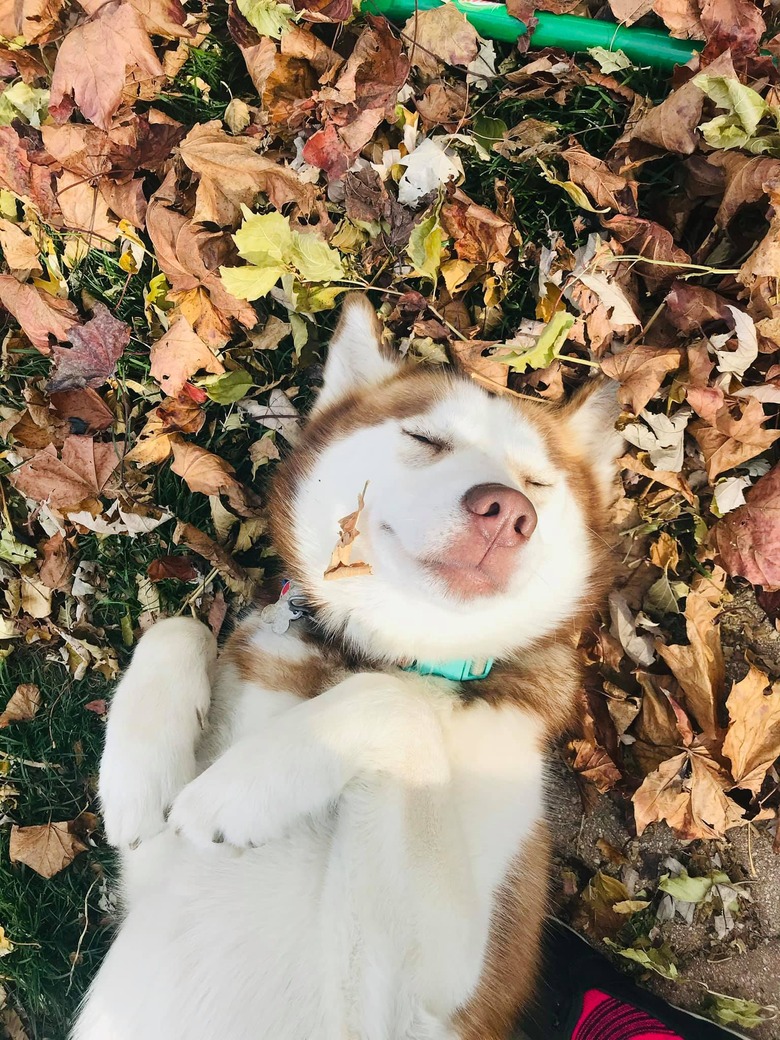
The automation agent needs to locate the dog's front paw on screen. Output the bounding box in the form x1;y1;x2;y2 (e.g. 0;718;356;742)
168;756;274;849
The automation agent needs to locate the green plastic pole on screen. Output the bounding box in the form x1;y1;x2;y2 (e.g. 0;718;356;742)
365;0;703;70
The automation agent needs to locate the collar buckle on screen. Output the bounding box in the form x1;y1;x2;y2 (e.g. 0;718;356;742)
404;658;494;682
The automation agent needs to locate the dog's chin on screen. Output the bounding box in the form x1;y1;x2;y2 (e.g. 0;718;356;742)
424;560;509;601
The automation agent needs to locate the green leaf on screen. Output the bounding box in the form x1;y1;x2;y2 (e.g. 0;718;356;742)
604;939;678;980
694;75;768;137
707;993;777;1029
587;46;632;74
0;528;36;565
497;311;575;373
290;231;344;283
203;369;253;404
645;574;687;616
538;159;607;213
289;282;348;313
233;208;293;265
0;82;49;127
658;868;731;904
220;263;286;300
236;0;296;38
473;115;508;152
406;213;444;282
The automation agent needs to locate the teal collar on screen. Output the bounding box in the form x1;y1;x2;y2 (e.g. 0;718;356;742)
403;658;494;682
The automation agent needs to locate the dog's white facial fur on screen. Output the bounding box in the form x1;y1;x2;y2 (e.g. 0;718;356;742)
286;296;623;665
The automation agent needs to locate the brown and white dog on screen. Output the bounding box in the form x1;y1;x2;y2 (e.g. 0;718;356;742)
74;295;623;1040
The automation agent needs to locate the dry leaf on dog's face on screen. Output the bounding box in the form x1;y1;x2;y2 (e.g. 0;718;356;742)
9;821;88;878
0;684;42;727
324;483;372;580
723;664;780;795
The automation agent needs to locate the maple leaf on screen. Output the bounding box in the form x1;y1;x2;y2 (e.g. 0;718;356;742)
0;276;78;353
722;663;780;795
9;820;89;878
8;435;121;513
49;1;164;130
150;317;225;397
170;438;263;517
441;190;514;265
712;463;780;589
633;745;745;840
0;0;68;43
46;304;130;393
177;121;316;226
689;394;780;481
656;590;724;740
0;684;42;728
0;218;43;278
601;345;683;415
49;388;115;435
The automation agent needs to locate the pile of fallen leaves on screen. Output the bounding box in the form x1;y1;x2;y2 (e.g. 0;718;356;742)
1;0;780;1028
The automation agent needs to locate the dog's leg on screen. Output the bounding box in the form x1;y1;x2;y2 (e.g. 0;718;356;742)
168;672;450;848
99;617;217;848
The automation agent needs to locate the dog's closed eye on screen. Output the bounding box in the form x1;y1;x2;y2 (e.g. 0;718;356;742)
402;429;451;454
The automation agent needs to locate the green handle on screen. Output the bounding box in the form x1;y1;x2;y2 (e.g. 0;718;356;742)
364;0;702;70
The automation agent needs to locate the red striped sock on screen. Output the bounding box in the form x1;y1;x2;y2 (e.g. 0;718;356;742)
571;989;684;1040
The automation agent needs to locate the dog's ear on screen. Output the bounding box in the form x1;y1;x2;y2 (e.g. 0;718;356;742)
313;294;401;413
562;377;625;494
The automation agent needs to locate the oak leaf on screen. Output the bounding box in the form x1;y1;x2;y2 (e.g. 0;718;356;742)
723;663;780;795
9;820;88;878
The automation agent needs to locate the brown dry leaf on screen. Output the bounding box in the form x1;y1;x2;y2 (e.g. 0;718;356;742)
712;463;780;589
562;146;638;214
708;153;780;228
156;392;206;434
49;2;164;130
54;170;121;258
170;439;262;517
0;219;43;278
602;215;690;292
38;531;73;591
0;125;61;222
128;0;193;39
145;176;258;339
664;281;731;333
441;190;514;265
8;435;121;513
177;121;317;226
0;276;78;354
21;570;53;618
650;531;680;572
737;210;780;288
147;555;200;582
449;339;508;389
656;590;724;740
606;0;654;24
49;388;115;434
723;663;780;795
46;304;130;393
653;0;704;37
618;453;696;505
567;736;621;793
150;317;225;397
403;4;479;77
9;821;88;878
629;76;704;156
125;414;175;466
689;395;780;482
601;345;683;415
0;684;42;728
173;520;254;596
0;0;68;43
324;482;372;580
634;745;745;839
700;0;765;60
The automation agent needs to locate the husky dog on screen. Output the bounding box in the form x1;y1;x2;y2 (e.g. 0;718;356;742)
74;295;623;1040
